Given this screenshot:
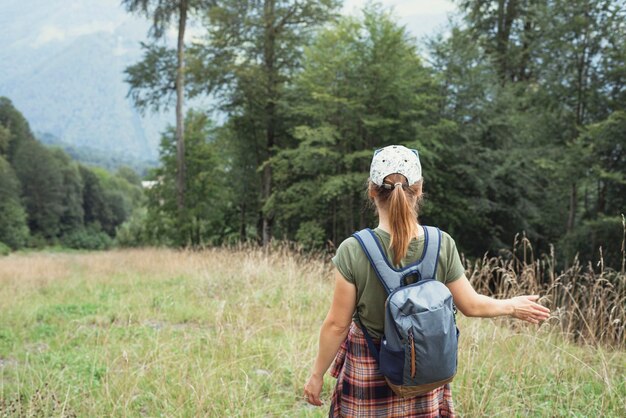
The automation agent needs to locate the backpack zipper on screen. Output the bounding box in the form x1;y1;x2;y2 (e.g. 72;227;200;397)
385;278;436;339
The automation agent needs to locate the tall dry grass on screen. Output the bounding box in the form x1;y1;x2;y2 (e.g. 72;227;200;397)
0;243;624;416
465;232;626;348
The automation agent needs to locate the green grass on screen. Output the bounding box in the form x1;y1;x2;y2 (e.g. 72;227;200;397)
0;247;624;417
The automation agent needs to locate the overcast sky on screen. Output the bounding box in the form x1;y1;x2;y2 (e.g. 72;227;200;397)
0;0;457;51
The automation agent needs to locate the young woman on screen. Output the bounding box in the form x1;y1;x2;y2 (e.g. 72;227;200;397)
303;145;550;417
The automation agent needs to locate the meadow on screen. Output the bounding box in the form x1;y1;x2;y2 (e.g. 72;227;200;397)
0;246;624;417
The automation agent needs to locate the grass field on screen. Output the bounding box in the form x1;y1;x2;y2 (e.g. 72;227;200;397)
0;247;624;417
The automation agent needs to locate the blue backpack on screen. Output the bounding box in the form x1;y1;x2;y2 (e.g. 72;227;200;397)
352;226;459;397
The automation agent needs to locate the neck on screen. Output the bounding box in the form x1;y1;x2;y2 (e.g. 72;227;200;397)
376;214;392;233
376;209;421;238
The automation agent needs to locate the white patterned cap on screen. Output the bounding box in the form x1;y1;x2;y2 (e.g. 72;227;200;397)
369;145;422;186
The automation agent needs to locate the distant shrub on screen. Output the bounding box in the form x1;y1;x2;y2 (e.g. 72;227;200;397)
0;241;10;256
61;226;113;250
295;221;326;250
0;200;29;249
0;156;29;249
26;233;49;249
558;215;624;271
115;207;150;247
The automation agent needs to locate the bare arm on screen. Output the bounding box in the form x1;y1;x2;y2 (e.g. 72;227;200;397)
304;268;356;406
446;274;550;323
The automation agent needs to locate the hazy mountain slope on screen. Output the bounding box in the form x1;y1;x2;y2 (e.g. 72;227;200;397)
0;0;171;161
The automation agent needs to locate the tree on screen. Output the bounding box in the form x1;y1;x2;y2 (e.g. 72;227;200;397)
189;0;340;245
458;0;540;83
458;0;625;235
0;97;142;248
78;165;114;234
123;0;213;226
584;111;626;217
50;148;85;235
0;125;10;157
13;140;65;240
66;164;143;241
266;7;464;248
0;156;29;249
211;118;262;243
145;110;231;246
0;97;36;163
114;0;625;266
116;165;143;186
531;0;623;233
426;0;626;260
430;24;555;252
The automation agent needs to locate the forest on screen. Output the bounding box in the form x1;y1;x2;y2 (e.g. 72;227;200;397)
0;97;144;253
0;0;624;272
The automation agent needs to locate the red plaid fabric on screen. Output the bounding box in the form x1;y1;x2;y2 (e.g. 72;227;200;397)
329;322;455;417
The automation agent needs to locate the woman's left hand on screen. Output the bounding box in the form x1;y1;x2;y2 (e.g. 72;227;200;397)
510;295;551;324
303;373;323;406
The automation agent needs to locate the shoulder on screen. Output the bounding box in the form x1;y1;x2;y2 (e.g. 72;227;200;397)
439;229;456;246
333;235;363;263
429;227;466;283
336;235;360;251
331;234;367;284
436;228;462;259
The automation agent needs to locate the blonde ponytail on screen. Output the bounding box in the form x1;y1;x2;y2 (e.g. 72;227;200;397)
369;173;423;265
388;183;419;265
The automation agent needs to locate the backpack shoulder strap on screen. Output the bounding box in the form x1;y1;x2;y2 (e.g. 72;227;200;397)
403;225;441;282
352;228;405;294
354;226;443;290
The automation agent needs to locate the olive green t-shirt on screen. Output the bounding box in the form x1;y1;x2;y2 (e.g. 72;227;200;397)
331;226;466;339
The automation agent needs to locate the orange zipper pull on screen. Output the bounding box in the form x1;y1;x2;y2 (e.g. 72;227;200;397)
410;331;416;379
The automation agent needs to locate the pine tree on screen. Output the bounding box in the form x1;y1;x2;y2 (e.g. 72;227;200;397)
189;0;340;245
13;140;65;240
123;0;214;233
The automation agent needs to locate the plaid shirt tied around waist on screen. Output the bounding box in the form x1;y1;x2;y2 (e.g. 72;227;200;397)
329;322;455;418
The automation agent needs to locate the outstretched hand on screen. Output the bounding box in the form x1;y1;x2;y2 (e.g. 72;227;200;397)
510;295;550;324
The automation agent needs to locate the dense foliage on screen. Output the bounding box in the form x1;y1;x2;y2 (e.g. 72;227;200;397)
0;97;144;251
126;0;624;271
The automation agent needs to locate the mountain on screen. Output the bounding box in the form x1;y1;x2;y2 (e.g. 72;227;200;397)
38;132;158;177
0;0;172;162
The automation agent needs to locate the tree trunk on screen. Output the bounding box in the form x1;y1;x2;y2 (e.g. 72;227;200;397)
575;47;588;125
240;201;246;241
343;195;351;238
262;163;273;245
359;200;366;230
519;15;533;81
597;180;606;215
175;1;187;216
332;199;337;246
348;193;354;233
495;0;517;83
567;182;577;233
261;0;276;246
575;4;592;127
